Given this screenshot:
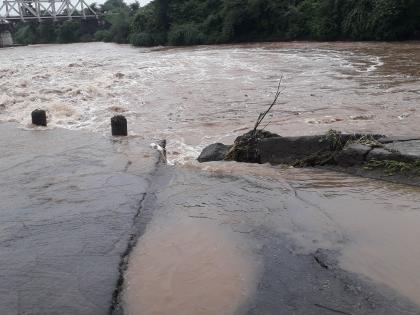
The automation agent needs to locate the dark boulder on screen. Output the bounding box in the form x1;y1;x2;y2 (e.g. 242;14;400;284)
378;136;420;144
197;143;232;162
258;135;332;165
198;129;389;168
225;130;279;163
384;140;420;162
367;148;401;162
335;144;372;167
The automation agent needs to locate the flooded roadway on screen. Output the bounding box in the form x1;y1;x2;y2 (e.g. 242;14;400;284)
121;165;420;315
1;42;420;314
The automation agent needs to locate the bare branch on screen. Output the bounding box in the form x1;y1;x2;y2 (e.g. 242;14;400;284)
253;76;283;134
261;120;272;131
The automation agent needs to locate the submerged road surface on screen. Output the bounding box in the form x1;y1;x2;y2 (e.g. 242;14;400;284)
1;123;420;314
0;123;160;314
120;166;420;315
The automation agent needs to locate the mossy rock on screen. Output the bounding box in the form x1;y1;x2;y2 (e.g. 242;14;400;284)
225;130;279;163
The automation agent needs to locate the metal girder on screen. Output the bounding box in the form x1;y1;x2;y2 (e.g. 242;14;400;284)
0;0;98;22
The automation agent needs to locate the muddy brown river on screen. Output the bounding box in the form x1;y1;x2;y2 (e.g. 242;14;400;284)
1;42;420;314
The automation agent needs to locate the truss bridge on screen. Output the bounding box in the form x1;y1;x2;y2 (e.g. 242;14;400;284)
0;0;98;22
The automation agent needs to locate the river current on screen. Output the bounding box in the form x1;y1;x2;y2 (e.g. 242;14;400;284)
1;42;420;313
1;42;420;163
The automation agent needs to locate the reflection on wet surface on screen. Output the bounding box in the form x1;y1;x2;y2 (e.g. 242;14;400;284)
124;220;259;315
197;162;420;308
123;166;420;314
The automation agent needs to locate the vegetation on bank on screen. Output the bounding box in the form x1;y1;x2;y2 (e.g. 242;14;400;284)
12;0;420;46
365;159;420;176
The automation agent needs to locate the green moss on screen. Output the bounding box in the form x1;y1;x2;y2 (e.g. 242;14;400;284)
320;130;384;151
293;151;336;167
224;129;279;163
319;129;343;151
364;159;420;176
346;134;383;148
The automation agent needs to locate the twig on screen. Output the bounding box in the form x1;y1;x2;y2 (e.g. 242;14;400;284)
253;76;284;134
314;303;352;315
261;120;272;131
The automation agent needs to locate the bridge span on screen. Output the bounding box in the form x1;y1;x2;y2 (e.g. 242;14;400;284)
0;0;97;22
0;0;98;47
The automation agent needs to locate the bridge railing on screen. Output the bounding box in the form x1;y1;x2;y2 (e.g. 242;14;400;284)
0;0;98;22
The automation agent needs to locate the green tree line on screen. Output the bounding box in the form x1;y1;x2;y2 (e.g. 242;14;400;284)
12;0;420;46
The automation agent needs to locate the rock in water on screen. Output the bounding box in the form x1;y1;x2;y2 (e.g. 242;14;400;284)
367;148;401;162
258;135;333;165
335;143;372;166
225;130;279;163
197;143;232;162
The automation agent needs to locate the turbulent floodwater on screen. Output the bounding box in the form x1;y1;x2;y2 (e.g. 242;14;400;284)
2;42;420;312
1;42;420;163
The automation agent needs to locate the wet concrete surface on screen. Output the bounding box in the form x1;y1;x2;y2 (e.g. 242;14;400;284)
2;121;420;315
0;123;159;315
121;165;420;315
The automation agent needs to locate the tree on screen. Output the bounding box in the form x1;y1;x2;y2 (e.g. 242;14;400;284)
155;0;169;31
14;23;38;45
37;21;56;43
129;1;140;14
11;0;420;46
101;0;127;12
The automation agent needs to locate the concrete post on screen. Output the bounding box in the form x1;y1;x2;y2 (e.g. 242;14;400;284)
0;30;13;48
32;109;47;126
111;115;127;136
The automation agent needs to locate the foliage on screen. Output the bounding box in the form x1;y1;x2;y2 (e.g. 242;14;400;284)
293;151;336;167
168;23;204;45
101;0;128;12
105;10;130;43
94;30;113;42
365;159;420;176
14;24;38;45
37;22;57;43
11;0;420;46
57;21;81;43
129;32;165;46
346;134;383;147
320;129;344;151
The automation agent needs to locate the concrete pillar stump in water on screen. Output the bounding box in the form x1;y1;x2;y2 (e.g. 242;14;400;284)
0;29;13;48
111;115;127;136
31;109;47;126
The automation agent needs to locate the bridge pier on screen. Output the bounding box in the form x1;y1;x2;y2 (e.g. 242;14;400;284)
0;30;13;47
0;24;13;48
